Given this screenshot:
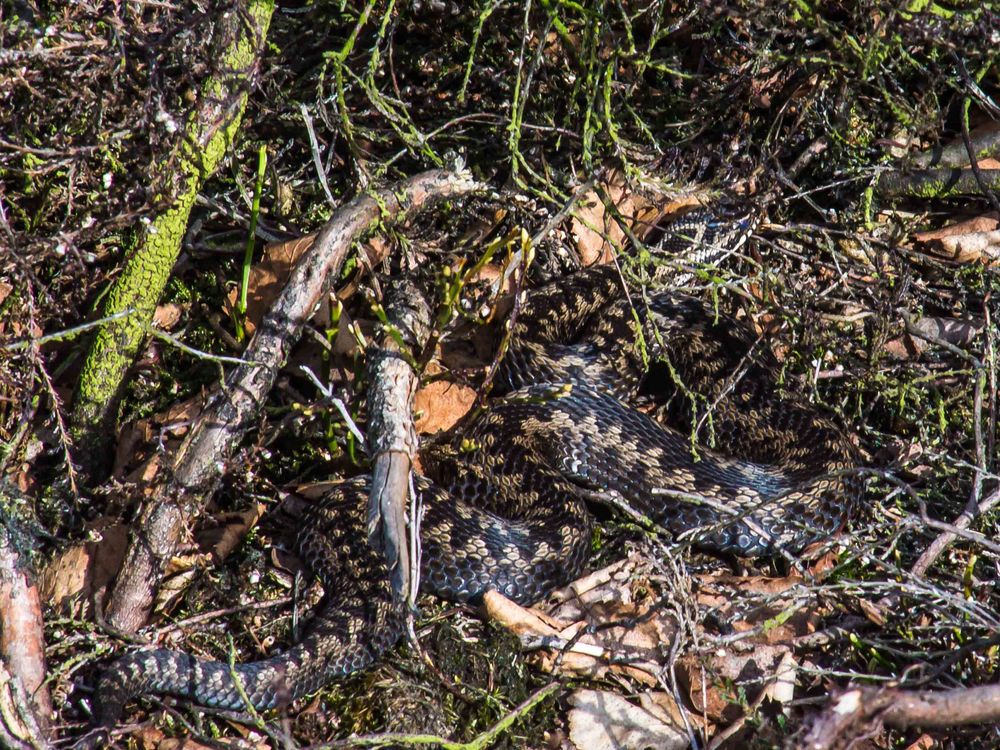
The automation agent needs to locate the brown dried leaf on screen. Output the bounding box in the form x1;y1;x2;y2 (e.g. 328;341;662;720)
882;335;921;360
155;734;221;750
916;213;999;240
904;734;937;750
293;482;338;501
152;302;184;330
484;589;569;637
223;233;316;334
485;588;649;681
113;393;205;480
39;522;129;616
487;556;676;685
857;598;889;627
695;572;824;646
414;380;477;434
196;503;268;564
695;572;803;607
154;560;203;614
638;692;692;736
884;315;984;359
137;725;268;750
914;213;1000;264
679;644;795;723
570;171;701;266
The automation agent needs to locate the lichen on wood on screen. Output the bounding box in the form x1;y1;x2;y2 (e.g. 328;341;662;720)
70;0;275;480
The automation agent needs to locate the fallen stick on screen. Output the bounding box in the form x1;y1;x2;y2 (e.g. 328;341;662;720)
365;278;431;603
0;494;52;748
876;167;1000;199
71;0;274;479
799;682;1000;750
103;169;482;633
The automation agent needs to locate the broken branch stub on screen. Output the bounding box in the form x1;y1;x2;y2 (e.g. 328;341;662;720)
366;278;432;603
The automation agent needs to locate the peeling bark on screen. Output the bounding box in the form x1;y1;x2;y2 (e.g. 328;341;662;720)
799;683;1000;750
366;278;432;603
0;492;51;748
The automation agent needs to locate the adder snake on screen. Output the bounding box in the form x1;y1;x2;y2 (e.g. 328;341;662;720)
87;220;858;734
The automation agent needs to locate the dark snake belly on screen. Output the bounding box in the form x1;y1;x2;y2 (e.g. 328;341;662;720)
88;264;858;734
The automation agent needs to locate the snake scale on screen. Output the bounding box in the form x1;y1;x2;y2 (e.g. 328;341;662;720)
87;243;858;735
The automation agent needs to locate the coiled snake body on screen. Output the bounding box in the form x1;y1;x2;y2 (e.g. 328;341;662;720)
91;262;858;731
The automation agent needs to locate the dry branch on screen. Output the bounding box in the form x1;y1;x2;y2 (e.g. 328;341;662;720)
911;122;1000;170
365;279;432;603
0;494;51;747
103;169;481;633
876;167;1000;199
799;683;1000;750
902;316;996;580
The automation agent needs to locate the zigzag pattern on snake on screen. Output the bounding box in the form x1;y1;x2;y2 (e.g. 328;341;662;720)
88;256;858;733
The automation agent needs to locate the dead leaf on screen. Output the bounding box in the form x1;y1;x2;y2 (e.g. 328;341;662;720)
196;503;268;564
294;482;339;500
569;170;702;265
113;393;205;480
857;598;888;627
567;689;688;750
916;213;999;240
914;213;1000;264
414;380;477;434
487;556;677;685
153;303;184;330
679;644;795;723
807;549;842;577
223;233;316;335
155;559;203;614
695;572;804;603
546;557;677;683
156;735;222;750
904;734;936;750
40;522;128;616
764;649;798;707
638;692;692;735
484;591;616;679
484;590;572;637
884;315;983;359
135;724;269;750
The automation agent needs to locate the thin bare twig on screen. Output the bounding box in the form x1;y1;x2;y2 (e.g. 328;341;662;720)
299;365;368;449
908;322;992;578
300;103;337;208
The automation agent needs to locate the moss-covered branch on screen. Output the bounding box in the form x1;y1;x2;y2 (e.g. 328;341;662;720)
70;0;274;480
876;167;1000;199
